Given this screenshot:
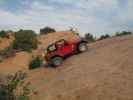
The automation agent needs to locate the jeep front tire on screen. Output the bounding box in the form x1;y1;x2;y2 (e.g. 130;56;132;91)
50;56;63;67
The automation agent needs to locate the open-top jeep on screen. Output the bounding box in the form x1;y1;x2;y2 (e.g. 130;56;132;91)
45;38;88;67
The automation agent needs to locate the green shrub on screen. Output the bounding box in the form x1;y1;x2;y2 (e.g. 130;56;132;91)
115;31;132;37
13;30;38;51
0;71;31;100
0;45;15;59
29;56;43;70
84;33;95;42
0;30;8;38
17;82;31;100
40;27;56;35
98;34;110;40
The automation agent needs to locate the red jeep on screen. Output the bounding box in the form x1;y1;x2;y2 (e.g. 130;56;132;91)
45;38;88;67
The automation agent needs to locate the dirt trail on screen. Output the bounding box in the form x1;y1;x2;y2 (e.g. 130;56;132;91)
27;35;133;100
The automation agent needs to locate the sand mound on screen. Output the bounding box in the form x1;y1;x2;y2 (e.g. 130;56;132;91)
38;31;79;49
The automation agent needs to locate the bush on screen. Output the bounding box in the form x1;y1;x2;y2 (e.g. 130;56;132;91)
29;56;43;70
0;45;15;59
84;33;95;42
98;34;110;40
115;31;132;37
40;27;56;35
0;30;9;38
13;30;38;51
0;71;32;100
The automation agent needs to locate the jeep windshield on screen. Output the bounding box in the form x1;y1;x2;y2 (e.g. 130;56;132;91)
47;43;56;52
47;39;66;52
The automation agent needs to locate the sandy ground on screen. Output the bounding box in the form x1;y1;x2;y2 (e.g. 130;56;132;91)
0;33;133;100
0;52;31;75
27;35;133;100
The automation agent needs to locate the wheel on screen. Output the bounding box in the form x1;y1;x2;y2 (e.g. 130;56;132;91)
50;56;63;67
77;42;88;52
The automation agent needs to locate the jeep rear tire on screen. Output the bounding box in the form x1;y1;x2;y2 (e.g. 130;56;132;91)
50;56;63;67
77;42;88;52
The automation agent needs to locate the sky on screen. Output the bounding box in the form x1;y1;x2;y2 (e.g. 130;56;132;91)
0;0;133;36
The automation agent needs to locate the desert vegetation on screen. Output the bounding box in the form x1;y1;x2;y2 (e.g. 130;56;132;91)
0;30;10;38
13;30;38;52
84;33;95;42
114;31;132;37
40;27;56;35
29;56;43;70
97;31;132;41
0;45;15;60
0;71;33;100
98;34;111;40
83;31;132;42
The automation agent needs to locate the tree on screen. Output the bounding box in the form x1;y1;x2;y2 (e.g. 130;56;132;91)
98;34;110;40
40;27;56;35
84;33;95;42
13;30;38;51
